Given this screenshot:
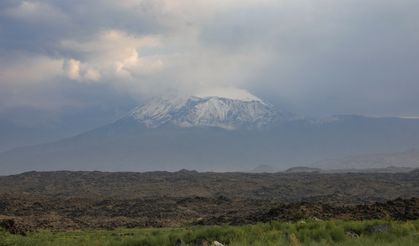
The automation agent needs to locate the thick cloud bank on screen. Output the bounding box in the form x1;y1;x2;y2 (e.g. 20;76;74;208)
1;0;419;119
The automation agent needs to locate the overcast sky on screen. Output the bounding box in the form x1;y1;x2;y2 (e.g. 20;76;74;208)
1;0;419;125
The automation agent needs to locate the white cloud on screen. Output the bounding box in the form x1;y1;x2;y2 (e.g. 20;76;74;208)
61;30;164;82
84;68;101;81
63;59;101;82
63;59;81;80
61;30;160;54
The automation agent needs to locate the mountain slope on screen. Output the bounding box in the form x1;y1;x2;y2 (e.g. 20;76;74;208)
312;148;419;170
1;97;419;174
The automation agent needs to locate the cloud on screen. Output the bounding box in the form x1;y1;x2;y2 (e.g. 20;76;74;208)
0;54;63;85
61;30;163;82
63;59;101;82
0;0;419;118
4;1;67;23
63;59;81;80
84;68;101;81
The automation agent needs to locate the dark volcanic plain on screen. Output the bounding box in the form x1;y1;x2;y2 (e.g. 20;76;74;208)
0;170;419;233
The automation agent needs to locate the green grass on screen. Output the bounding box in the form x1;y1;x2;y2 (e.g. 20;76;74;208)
1;220;418;246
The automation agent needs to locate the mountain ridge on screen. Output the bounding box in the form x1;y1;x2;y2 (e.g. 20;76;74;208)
130;95;281;130
2;94;419;174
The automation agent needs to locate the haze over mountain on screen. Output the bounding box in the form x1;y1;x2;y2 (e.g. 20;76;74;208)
1;1;419;175
1;91;419;175
312;149;419;170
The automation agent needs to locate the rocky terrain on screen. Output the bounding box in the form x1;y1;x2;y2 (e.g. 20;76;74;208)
0;170;418;233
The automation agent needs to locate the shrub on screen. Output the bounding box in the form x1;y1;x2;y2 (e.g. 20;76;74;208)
1;219;418;246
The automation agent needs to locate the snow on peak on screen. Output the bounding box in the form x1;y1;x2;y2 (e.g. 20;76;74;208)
130;93;278;129
194;87;263;103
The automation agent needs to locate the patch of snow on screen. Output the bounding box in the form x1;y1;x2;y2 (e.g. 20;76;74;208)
130;94;280;129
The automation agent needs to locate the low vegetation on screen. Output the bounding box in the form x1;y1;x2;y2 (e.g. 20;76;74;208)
1;219;418;246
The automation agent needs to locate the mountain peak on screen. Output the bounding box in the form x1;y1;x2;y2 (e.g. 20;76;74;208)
194;87;263;103
130;94;278;130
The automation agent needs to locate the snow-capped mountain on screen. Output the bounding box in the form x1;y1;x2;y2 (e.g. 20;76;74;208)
3;91;419;174
130;95;281;130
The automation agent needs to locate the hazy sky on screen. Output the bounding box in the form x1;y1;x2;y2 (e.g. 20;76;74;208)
1;0;419;125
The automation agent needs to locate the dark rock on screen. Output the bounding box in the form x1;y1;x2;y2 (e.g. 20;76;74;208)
175;238;184;246
345;230;360;238
366;224;390;234
193;238;210;246
0;218;30;235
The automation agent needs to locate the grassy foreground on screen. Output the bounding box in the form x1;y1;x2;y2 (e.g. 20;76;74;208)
1;220;419;246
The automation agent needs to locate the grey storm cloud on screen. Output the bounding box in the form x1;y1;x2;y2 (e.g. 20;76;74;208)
1;0;419;118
